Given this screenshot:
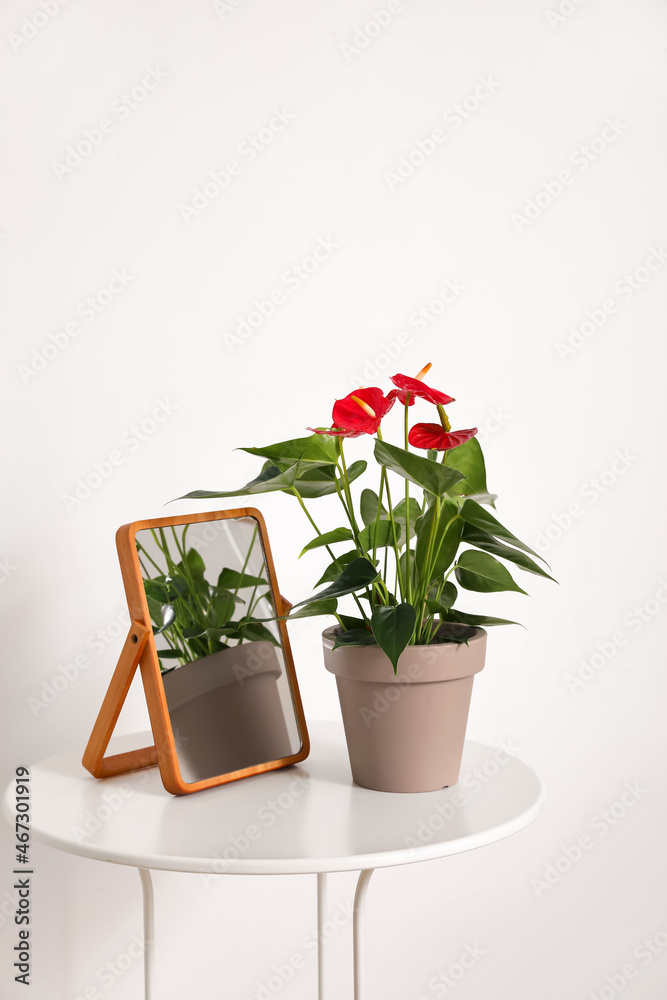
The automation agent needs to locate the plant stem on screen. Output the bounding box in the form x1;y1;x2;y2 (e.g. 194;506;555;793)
290;486;370;626
403;398;412;605
233;526;257;600
336;439;365;553
376;428;404;601
416;495;440;642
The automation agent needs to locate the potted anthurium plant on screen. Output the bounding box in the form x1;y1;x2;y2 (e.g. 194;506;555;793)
182;363;554;792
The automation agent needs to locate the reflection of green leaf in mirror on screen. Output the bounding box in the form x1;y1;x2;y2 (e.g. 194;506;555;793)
135;520;280;671
217;568;268;590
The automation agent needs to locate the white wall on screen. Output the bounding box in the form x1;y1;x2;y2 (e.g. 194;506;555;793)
2;0;666;996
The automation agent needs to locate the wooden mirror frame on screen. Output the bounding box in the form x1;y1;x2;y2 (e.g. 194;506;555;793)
82;507;310;794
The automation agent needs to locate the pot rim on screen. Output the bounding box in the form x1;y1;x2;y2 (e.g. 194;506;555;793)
321;622;487;683
322;621;487;646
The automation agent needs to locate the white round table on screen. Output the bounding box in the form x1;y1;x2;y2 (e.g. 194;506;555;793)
4;721;543;999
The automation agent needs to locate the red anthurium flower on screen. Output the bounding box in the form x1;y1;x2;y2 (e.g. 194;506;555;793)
389;363;455;406
408;423;478;451
308;386;395;438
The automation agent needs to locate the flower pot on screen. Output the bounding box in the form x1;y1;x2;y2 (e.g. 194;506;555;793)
161;640;292;782
322;624;487;793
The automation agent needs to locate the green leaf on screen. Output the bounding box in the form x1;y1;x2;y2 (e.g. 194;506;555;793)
300;528;354;558
371;603;417;674
282;599;338;621
165;575;188;598
457;492;498;505
426;581;458;611
239;434;338;465
290;460;366;499
458;499;544;561
144;579;170;603
212;588;245;605
391;498;422;546
180;547;205;577
292;558;379;609
236;620;281;645
217;568;267;590
333;628;377;650
358;519;400;550
437;608;522;628
339;614;368;630
178;462;301;500
314;550;358;587
455;550;527;594
157;648;183;659
423;620;477;644
462;524;556;581
146;595;164;627
360;488;387;527
414;500;462;583
208;596;236;628
440;580;458;608
445;438;493;505
374;440;465;496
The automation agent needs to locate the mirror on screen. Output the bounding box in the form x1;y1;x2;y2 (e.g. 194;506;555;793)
84;508;309;794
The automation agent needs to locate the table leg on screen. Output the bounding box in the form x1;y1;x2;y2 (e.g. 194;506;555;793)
138;868;155;1000
353;869;374;1000
317;873;328;999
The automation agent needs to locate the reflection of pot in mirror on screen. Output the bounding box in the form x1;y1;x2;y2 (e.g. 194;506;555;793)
161;640;292;784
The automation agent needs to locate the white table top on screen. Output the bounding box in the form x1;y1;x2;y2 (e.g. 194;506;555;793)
4;722;543;875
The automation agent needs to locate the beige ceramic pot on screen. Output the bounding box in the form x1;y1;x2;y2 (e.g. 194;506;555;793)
322;624;487;793
161;641;292;782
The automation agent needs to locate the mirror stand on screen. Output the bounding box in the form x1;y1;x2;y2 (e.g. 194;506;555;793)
82;597;294;781
82;620;156;779
82;508;307;795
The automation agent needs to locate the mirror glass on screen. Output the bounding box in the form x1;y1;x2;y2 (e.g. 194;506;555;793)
134;515;303;784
